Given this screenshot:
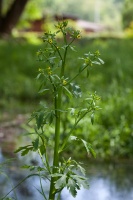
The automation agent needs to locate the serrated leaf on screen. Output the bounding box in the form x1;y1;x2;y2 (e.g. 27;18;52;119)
55;174;67;190
32;137;39;151
71;175;89;189
89;147;96;158
77;164;86;176
21;148;33;156
67;178;77;197
14;145;32;153
81;139;96;158
37;112;44;129
39;144;46;155
81;139;90;154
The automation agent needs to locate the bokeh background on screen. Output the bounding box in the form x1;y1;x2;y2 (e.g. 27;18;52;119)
0;0;133;200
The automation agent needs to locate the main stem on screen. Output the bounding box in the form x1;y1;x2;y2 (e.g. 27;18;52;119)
48;43;67;200
48;89;62;200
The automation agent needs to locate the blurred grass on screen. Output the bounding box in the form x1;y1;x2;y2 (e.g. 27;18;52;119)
0;37;133;159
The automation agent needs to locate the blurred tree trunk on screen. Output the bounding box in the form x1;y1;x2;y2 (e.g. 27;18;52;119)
0;0;2;20
0;0;29;36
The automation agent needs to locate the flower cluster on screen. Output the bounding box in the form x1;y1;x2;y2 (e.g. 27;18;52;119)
55;21;68;30
41;31;56;44
47;66;52;75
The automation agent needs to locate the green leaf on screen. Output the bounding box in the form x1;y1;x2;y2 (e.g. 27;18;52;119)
81;139;96;158
39;144;46;155
91;113;94;125
68;108;75;115
38;89;49;94
36;73;42;80
71;175;89;189
92;61;101;65
70;45;77;52
70;83;82;98
61;45;68;50
70;136;77;141
44;111;55;125
14;145;33;156
70;136;96;158
22;165;31;169
49;111;55;124
77;164;86;176
63;86;73;99
23;132;36;136
87;68;90;78
58;60;62;67
21;148;31;156
55;174;67;190
67;177;77;197
98;57;104;64
37;111;44;129
32;137;39;151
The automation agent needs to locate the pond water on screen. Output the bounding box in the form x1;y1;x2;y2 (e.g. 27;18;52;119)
0;149;133;200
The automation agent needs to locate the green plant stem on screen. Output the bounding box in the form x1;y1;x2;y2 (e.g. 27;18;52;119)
59;110;91;153
48;48;67;200
48;33;77;199
67;64;88;85
49;91;62;200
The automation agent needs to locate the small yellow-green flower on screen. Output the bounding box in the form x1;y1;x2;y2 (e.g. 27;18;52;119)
48;39;53;44
77;34;81;39
38;68;42;72
47;66;52;75
63;80;67;85
48;71;52;75
47;66;51;70
36;51;40;56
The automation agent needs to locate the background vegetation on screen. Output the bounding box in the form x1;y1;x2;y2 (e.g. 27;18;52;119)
0;36;133;160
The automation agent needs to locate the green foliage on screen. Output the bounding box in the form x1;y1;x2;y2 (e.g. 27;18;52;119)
0;36;133;160
10;21;103;200
122;0;133;29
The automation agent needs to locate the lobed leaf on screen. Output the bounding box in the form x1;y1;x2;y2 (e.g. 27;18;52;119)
32;137;39;151
37;112;44;129
55;174;67;190
67;177;77;197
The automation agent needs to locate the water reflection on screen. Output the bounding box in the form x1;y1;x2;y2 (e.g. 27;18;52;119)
0;154;133;200
61;162;133;200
